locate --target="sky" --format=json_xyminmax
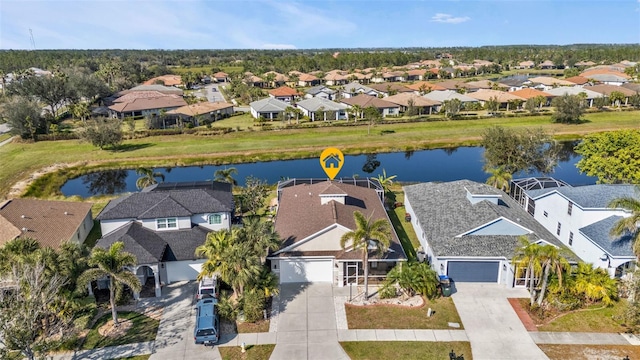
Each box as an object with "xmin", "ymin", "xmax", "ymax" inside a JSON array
[{"xmin": 1, "ymin": 0, "xmax": 639, "ymax": 50}]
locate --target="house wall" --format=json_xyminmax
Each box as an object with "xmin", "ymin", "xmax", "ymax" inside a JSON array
[
  {"xmin": 70, "ymin": 211, "xmax": 94, "ymax": 244},
  {"xmin": 382, "ymin": 107, "xmax": 400, "ymax": 117},
  {"xmin": 191, "ymin": 212, "xmax": 231, "ymax": 231},
  {"xmin": 140, "ymin": 216, "xmax": 191, "ymax": 231},
  {"xmin": 294, "ymin": 226, "xmax": 348, "ymax": 252},
  {"xmin": 101, "ymin": 218, "xmax": 135, "ymax": 236}
]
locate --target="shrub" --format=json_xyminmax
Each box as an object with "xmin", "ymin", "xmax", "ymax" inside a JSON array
[
  {"xmin": 241, "ymin": 290, "xmax": 266, "ymax": 323},
  {"xmin": 379, "ymin": 284, "xmax": 398, "ymax": 299}
]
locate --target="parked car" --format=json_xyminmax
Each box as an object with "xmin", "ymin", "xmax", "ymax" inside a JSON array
[
  {"xmin": 194, "ymin": 297, "xmax": 219, "ymax": 345},
  {"xmin": 196, "ymin": 276, "xmax": 218, "ymax": 300}
]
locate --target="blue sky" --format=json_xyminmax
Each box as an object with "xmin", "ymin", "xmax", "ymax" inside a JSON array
[{"xmin": 1, "ymin": 0, "xmax": 639, "ymax": 50}]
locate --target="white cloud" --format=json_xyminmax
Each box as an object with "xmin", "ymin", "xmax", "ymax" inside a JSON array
[
  {"xmin": 261, "ymin": 43, "xmax": 297, "ymax": 49},
  {"xmin": 431, "ymin": 13, "xmax": 470, "ymax": 24}
]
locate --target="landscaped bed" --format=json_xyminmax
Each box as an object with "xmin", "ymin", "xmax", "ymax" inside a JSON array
[
  {"xmin": 236, "ymin": 319, "xmax": 270, "ymax": 333},
  {"xmin": 81, "ymin": 311, "xmax": 159, "ymax": 350},
  {"xmin": 218, "ymin": 344, "xmax": 275, "ymax": 360},
  {"xmin": 340, "ymin": 341, "xmax": 472, "ymax": 360},
  {"xmin": 345, "ymin": 296, "xmax": 463, "ymax": 329},
  {"xmin": 538, "ymin": 344, "xmax": 640, "ymax": 360},
  {"xmin": 517, "ymin": 298, "xmax": 627, "ymax": 332}
]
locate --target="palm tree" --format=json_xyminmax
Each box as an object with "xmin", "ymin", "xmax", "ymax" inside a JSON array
[
  {"xmin": 512, "ymin": 236, "xmax": 544, "ymax": 305},
  {"xmin": 486, "ymin": 166, "xmax": 513, "ymax": 192},
  {"xmin": 284, "ymin": 106, "xmax": 295, "ymax": 125},
  {"xmin": 340, "ymin": 211, "xmax": 392, "ymax": 299},
  {"xmin": 609, "ymin": 189, "xmax": 640, "ymax": 257},
  {"xmin": 0, "ymin": 237, "xmax": 41, "ymax": 275},
  {"xmin": 536, "ymin": 244, "xmax": 569, "ymax": 306},
  {"xmin": 373, "ymin": 168, "xmax": 397, "ymax": 194},
  {"xmin": 572, "ymin": 262, "xmax": 618, "ymax": 306},
  {"xmin": 77, "ymin": 242, "xmax": 141, "ymax": 326},
  {"xmin": 135, "ymin": 167, "xmax": 165, "ymax": 189},
  {"xmin": 214, "ymin": 167, "xmax": 238, "ymax": 186},
  {"xmin": 197, "ymin": 229, "xmax": 235, "ymax": 279},
  {"xmin": 240, "ymin": 216, "xmax": 281, "ymax": 264}
]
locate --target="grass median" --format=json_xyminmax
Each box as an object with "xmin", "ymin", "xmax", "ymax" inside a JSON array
[{"xmin": 2, "ymin": 110, "xmax": 640, "ymax": 198}]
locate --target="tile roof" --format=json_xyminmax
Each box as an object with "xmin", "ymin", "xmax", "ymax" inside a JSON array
[
  {"xmin": 340, "ymin": 94, "xmax": 399, "ymax": 109},
  {"xmin": 296, "ymin": 97, "xmax": 348, "ymax": 112},
  {"xmin": 268, "ymin": 86, "xmax": 300, "ymax": 97},
  {"xmin": 580, "ymin": 69, "xmax": 630, "ymax": 79},
  {"xmin": 263, "ymin": 71, "xmax": 289, "ymax": 82},
  {"xmin": 250, "ymin": 97, "xmax": 290, "ymax": 112},
  {"xmin": 565, "ymin": 76, "xmax": 590, "ymax": 85},
  {"xmin": 464, "ymin": 80, "xmax": 508, "ymax": 90},
  {"xmin": 585, "ymin": 74, "xmax": 631, "ymax": 83},
  {"xmin": 545, "ymin": 86, "xmax": 602, "ymax": 99},
  {"xmin": 109, "ymin": 92, "xmax": 187, "ymax": 113},
  {"xmin": 384, "ymin": 92, "xmax": 441, "ymax": 107},
  {"xmin": 622, "ymin": 83, "xmax": 640, "ymax": 93},
  {"xmin": 404, "ymin": 180, "xmax": 565, "ymax": 258},
  {"xmin": 405, "ymin": 81, "xmax": 446, "ymax": 92},
  {"xmin": 368, "ymin": 83, "xmax": 414, "ymax": 94},
  {"xmin": 213, "ymin": 72, "xmax": 228, "ymax": 78},
  {"xmin": 166, "ymin": 102, "xmax": 233, "ymax": 117},
  {"xmin": 467, "ymin": 89, "xmax": 525, "ymax": 103},
  {"xmin": 0, "ymin": 199, "xmax": 92, "ymax": 249},
  {"xmin": 324, "ymin": 73, "xmax": 348, "ymax": 81},
  {"xmin": 118, "ymin": 85, "xmax": 184, "ymax": 96},
  {"xmin": 274, "ymin": 181, "xmax": 406, "ymax": 260},
  {"xmin": 434, "ymin": 80, "xmax": 472, "ymax": 91},
  {"xmin": 526, "ymin": 184, "xmax": 638, "ymax": 209},
  {"xmin": 423, "ymin": 90, "xmax": 478, "ymax": 103},
  {"xmin": 583, "ymin": 84, "xmax": 636, "ymax": 97},
  {"xmin": 0, "ymin": 214, "xmax": 21, "ymax": 244},
  {"xmin": 97, "ymin": 185, "xmax": 234, "ymax": 221},
  {"xmin": 297, "ymin": 73, "xmax": 319, "ymax": 82},
  {"xmin": 510, "ymin": 88, "xmax": 553, "ymax": 99},
  {"xmin": 528, "ymin": 76, "xmax": 575, "ymax": 86},
  {"xmin": 143, "ymin": 75, "xmax": 182, "ymax": 86},
  {"xmin": 580, "ymin": 216, "xmax": 634, "ymax": 257}
]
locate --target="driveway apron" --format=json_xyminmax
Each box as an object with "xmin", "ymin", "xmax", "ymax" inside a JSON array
[
  {"xmin": 452, "ymin": 283, "xmax": 548, "ymax": 360},
  {"xmin": 270, "ymin": 283, "xmax": 350, "ymax": 360}
]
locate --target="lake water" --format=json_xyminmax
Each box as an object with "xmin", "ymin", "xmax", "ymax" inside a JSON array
[{"xmin": 61, "ymin": 143, "xmax": 597, "ymax": 198}]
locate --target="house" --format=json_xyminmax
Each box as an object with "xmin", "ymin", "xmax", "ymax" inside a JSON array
[
  {"xmin": 268, "ymin": 86, "xmax": 301, "ymax": 103},
  {"xmin": 243, "ymin": 73, "xmax": 265, "ymax": 87},
  {"xmin": 0, "ymin": 199, "xmax": 93, "ymax": 249},
  {"xmin": 404, "ymin": 180, "xmax": 568, "ymax": 286},
  {"xmin": 406, "ymin": 81, "xmax": 446, "ymax": 94},
  {"xmin": 340, "ymin": 94, "xmax": 400, "ymax": 118},
  {"xmin": 293, "ymin": 72, "xmax": 321, "ymax": 87},
  {"xmin": 436, "ymin": 80, "xmax": 473, "ymax": 92},
  {"xmin": 406, "ymin": 69, "xmax": 426, "ymax": 81},
  {"xmin": 467, "ymin": 89, "xmax": 526, "ymax": 109},
  {"xmin": 324, "ymin": 72, "xmax": 349, "ymax": 86},
  {"xmin": 143, "ymin": 75, "xmax": 183, "ymax": 87},
  {"xmin": 544, "ymin": 87, "xmax": 602, "ymax": 107},
  {"xmin": 263, "ymin": 71, "xmax": 289, "ymax": 87},
  {"xmin": 295, "ymin": 97, "xmax": 349, "ymax": 121},
  {"xmin": 108, "ymin": 91, "xmax": 187, "ymax": 119},
  {"xmin": 115, "ymin": 84, "xmax": 184, "ymax": 97},
  {"xmin": 510, "ymin": 178, "xmax": 637, "ymax": 277},
  {"xmin": 564, "ymin": 76, "xmax": 590, "ymax": 87},
  {"xmin": 384, "ymin": 93, "xmax": 441, "ymax": 115},
  {"xmin": 539, "ymin": 60, "xmax": 556, "ymax": 69},
  {"xmin": 250, "ymin": 97, "xmax": 289, "ymax": 119},
  {"xmin": 422, "ymin": 90, "xmax": 479, "ymax": 111},
  {"xmin": 95, "ymin": 181, "xmax": 234, "ymax": 297},
  {"xmin": 583, "ymin": 85, "xmax": 636, "ymax": 106},
  {"xmin": 341, "ymin": 82, "xmax": 378, "ymax": 98},
  {"xmin": 622, "ymin": 83, "xmax": 640, "ymax": 93},
  {"xmin": 575, "ymin": 61, "xmax": 596, "ymax": 67},
  {"xmin": 516, "ymin": 61, "xmax": 535, "ymax": 69},
  {"xmin": 510, "ymin": 88, "xmax": 554, "ymax": 106},
  {"xmin": 497, "ymin": 76, "xmax": 530, "ymax": 92},
  {"xmin": 212, "ymin": 72, "xmax": 229, "ymax": 83},
  {"xmin": 464, "ymin": 80, "xmax": 509, "ymax": 92},
  {"xmin": 166, "ymin": 102, "xmax": 234, "ymax": 125},
  {"xmin": 580, "ymin": 69, "xmax": 630, "ymax": 86},
  {"xmin": 368, "ymin": 83, "xmax": 414, "ymax": 97},
  {"xmin": 305, "ymin": 85, "xmax": 337, "ymax": 100},
  {"xmin": 268, "ymin": 179, "xmax": 407, "ymax": 285},
  {"xmin": 527, "ymin": 76, "xmax": 575, "ymax": 91}
]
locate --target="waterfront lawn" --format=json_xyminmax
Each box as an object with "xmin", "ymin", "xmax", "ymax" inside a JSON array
[
  {"xmin": 345, "ymin": 296, "xmax": 462, "ymax": 329},
  {"xmin": 3, "ymin": 110, "xmax": 640, "ymax": 198},
  {"xmin": 341, "ymin": 341, "xmax": 472, "ymax": 360},
  {"xmin": 538, "ymin": 344, "xmax": 640, "ymax": 360},
  {"xmin": 218, "ymin": 344, "xmax": 275, "ymax": 360}
]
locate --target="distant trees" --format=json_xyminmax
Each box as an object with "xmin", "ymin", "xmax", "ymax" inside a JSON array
[
  {"xmin": 79, "ymin": 118, "xmax": 123, "ymax": 150},
  {"xmin": 442, "ymin": 98, "xmax": 462, "ymax": 119},
  {"xmin": 551, "ymin": 94, "xmax": 584, "ymax": 123},
  {"xmin": 3, "ymin": 96, "xmax": 44, "ymax": 140},
  {"xmin": 575, "ymin": 129, "xmax": 640, "ymax": 184},
  {"xmin": 238, "ymin": 176, "xmax": 270, "ymax": 216},
  {"xmin": 7, "ymin": 75, "xmax": 75, "ymax": 119}
]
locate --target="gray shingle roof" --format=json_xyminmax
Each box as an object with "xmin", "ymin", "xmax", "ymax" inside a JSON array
[
  {"xmin": 96, "ymin": 221, "xmax": 210, "ymax": 264},
  {"xmin": 404, "ymin": 180, "xmax": 567, "ymax": 258},
  {"xmin": 249, "ymin": 97, "xmax": 289, "ymax": 112},
  {"xmin": 580, "ymin": 216, "xmax": 634, "ymax": 257},
  {"xmin": 527, "ymin": 184, "xmax": 637, "ymax": 209},
  {"xmin": 306, "ymin": 86, "xmax": 336, "ymax": 96},
  {"xmin": 97, "ymin": 185, "xmax": 234, "ymax": 221}
]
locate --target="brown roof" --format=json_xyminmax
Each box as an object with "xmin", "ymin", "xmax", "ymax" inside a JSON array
[
  {"xmin": 0, "ymin": 214, "xmax": 21, "ymax": 244},
  {"xmin": 622, "ymin": 83, "xmax": 640, "ymax": 93},
  {"xmin": 384, "ymin": 93, "xmax": 441, "ymax": 107},
  {"xmin": 464, "ymin": 80, "xmax": 508, "ymax": 90},
  {"xmin": 109, "ymin": 93, "xmax": 187, "ymax": 113},
  {"xmin": 274, "ymin": 181, "xmax": 405, "ymax": 260},
  {"xmin": 297, "ymin": 73, "xmax": 319, "ymax": 82},
  {"xmin": 406, "ymin": 81, "xmax": 446, "ymax": 92},
  {"xmin": 166, "ymin": 102, "xmax": 233, "ymax": 117},
  {"xmin": 407, "ymin": 69, "xmax": 426, "ymax": 76},
  {"xmin": 368, "ymin": 83, "xmax": 414, "ymax": 93},
  {"xmin": 340, "ymin": 94, "xmax": 399, "ymax": 109},
  {"xmin": 565, "ymin": 76, "xmax": 590, "ymax": 85},
  {"xmin": 510, "ymin": 88, "xmax": 554, "ymax": 99},
  {"xmin": 583, "ymin": 84, "xmax": 636, "ymax": 97},
  {"xmin": 528, "ymin": 76, "xmax": 575, "ymax": 86},
  {"xmin": 436, "ymin": 80, "xmax": 472, "ymax": 90},
  {"xmin": 263, "ymin": 71, "xmax": 289, "ymax": 82},
  {"xmin": 143, "ymin": 75, "xmax": 182, "ymax": 86},
  {"xmin": 324, "ymin": 73, "xmax": 348, "ymax": 81},
  {"xmin": 467, "ymin": 89, "xmax": 525, "ymax": 103},
  {"xmin": 0, "ymin": 199, "xmax": 92, "ymax": 249},
  {"xmin": 268, "ymin": 86, "xmax": 301, "ymax": 97},
  {"xmin": 580, "ymin": 69, "xmax": 630, "ymax": 79},
  {"xmin": 213, "ymin": 72, "xmax": 228, "ymax": 78}
]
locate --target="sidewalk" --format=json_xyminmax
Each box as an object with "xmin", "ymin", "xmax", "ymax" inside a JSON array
[
  {"xmin": 531, "ymin": 332, "xmax": 636, "ymax": 345},
  {"xmin": 50, "ymin": 341, "xmax": 154, "ymax": 360}
]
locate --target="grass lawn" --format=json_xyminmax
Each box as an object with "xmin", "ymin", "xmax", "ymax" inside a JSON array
[
  {"xmin": 522, "ymin": 298, "xmax": 628, "ymax": 332},
  {"xmin": 3, "ymin": 110, "xmax": 640, "ymax": 198},
  {"xmin": 237, "ymin": 319, "xmax": 270, "ymax": 333},
  {"xmin": 341, "ymin": 341, "xmax": 472, "ymax": 360},
  {"xmin": 538, "ymin": 344, "xmax": 640, "ymax": 360},
  {"xmin": 0, "ymin": 133, "xmax": 12, "ymax": 142},
  {"xmin": 81, "ymin": 311, "xmax": 159, "ymax": 350},
  {"xmin": 389, "ymin": 187, "xmax": 420, "ymax": 259},
  {"xmin": 210, "ymin": 113, "xmax": 257, "ymax": 130},
  {"xmin": 218, "ymin": 344, "xmax": 275, "ymax": 360},
  {"xmin": 345, "ymin": 296, "xmax": 462, "ymax": 329}
]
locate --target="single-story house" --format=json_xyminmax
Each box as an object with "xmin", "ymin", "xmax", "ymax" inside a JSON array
[
  {"xmin": 464, "ymin": 80, "xmax": 509, "ymax": 92},
  {"xmin": 293, "ymin": 72, "xmax": 321, "ymax": 87},
  {"xmin": 544, "ymin": 87, "xmax": 602, "ymax": 107},
  {"xmin": 166, "ymin": 102, "xmax": 234, "ymax": 125},
  {"xmin": 95, "ymin": 181, "xmax": 234, "ymax": 297},
  {"xmin": 406, "ymin": 81, "xmax": 446, "ymax": 94},
  {"xmin": 305, "ymin": 85, "xmax": 337, "ymax": 100},
  {"xmin": 583, "ymin": 84, "xmax": 636, "ymax": 106},
  {"xmin": 404, "ymin": 180, "xmax": 570, "ymax": 286},
  {"xmin": 510, "ymin": 88, "xmax": 554, "ymax": 106},
  {"xmin": 340, "ymin": 94, "xmax": 400, "ymax": 117},
  {"xmin": 422, "ymin": 90, "xmax": 479, "ymax": 110},
  {"xmin": 268, "ymin": 179, "xmax": 407, "ymax": 285},
  {"xmin": 368, "ymin": 83, "xmax": 414, "ymax": 97},
  {"xmin": 324, "ymin": 72, "xmax": 349, "ymax": 86},
  {"xmin": 539, "ymin": 60, "xmax": 556, "ymax": 69},
  {"xmin": 497, "ymin": 76, "xmax": 530, "ymax": 92},
  {"xmin": 213, "ymin": 72, "xmax": 229, "ymax": 83},
  {"xmin": 467, "ymin": 89, "xmax": 526, "ymax": 110},
  {"xmin": 263, "ymin": 71, "xmax": 289, "ymax": 87},
  {"xmin": 108, "ymin": 91, "xmax": 187, "ymax": 118},
  {"xmin": 268, "ymin": 86, "xmax": 301, "ymax": 103},
  {"xmin": 527, "ymin": 76, "xmax": 575, "ymax": 91},
  {"xmin": 406, "ymin": 69, "xmax": 426, "ymax": 81},
  {"xmin": 564, "ymin": 76, "xmax": 591, "ymax": 86},
  {"xmin": 296, "ymin": 97, "xmax": 349, "ymax": 121},
  {"xmin": 243, "ymin": 73, "xmax": 265, "ymax": 87},
  {"xmin": 115, "ymin": 84, "xmax": 184, "ymax": 97},
  {"xmin": 384, "ymin": 92, "xmax": 441, "ymax": 115},
  {"xmin": 516, "ymin": 61, "xmax": 535, "ymax": 69},
  {"xmin": 341, "ymin": 82, "xmax": 378, "ymax": 98},
  {"xmin": 250, "ymin": 97, "xmax": 290, "ymax": 119},
  {"xmin": 580, "ymin": 70, "xmax": 630, "ymax": 86},
  {"xmin": 143, "ymin": 75, "xmax": 183, "ymax": 87}
]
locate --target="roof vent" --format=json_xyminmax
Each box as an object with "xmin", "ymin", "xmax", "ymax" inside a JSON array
[
  {"xmin": 64, "ymin": 211, "xmax": 69, "ymax": 215},
  {"xmin": 21, "ymin": 215, "xmax": 25, "ymax": 219},
  {"xmin": 21, "ymin": 227, "xmax": 27, "ymax": 232}
]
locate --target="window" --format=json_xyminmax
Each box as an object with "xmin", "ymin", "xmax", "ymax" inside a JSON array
[
  {"xmin": 567, "ymin": 202, "xmax": 573, "ymax": 216},
  {"xmin": 556, "ymin": 222, "xmax": 561, "ymax": 236},
  {"xmin": 208, "ymin": 214, "xmax": 222, "ymax": 225},
  {"xmin": 157, "ymin": 218, "xmax": 177, "ymax": 230},
  {"xmin": 568, "ymin": 232, "xmax": 574, "ymax": 246},
  {"xmin": 543, "ymin": 211, "xmax": 548, "ymax": 217}
]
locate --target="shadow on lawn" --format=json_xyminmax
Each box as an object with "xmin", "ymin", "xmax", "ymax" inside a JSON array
[{"xmin": 114, "ymin": 143, "xmax": 154, "ymax": 152}]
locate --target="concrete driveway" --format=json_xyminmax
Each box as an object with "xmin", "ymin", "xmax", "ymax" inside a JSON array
[
  {"xmin": 204, "ymin": 83, "xmax": 227, "ymax": 103},
  {"xmin": 452, "ymin": 283, "xmax": 548, "ymax": 360},
  {"xmin": 270, "ymin": 283, "xmax": 349, "ymax": 360}
]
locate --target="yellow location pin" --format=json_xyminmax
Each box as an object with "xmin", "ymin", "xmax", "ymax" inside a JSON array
[{"xmin": 320, "ymin": 147, "xmax": 344, "ymax": 180}]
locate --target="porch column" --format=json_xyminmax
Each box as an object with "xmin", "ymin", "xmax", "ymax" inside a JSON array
[
  {"xmin": 132, "ymin": 266, "xmax": 140, "ymax": 300},
  {"xmin": 154, "ymin": 267, "xmax": 161, "ymax": 297},
  {"xmin": 87, "ymin": 283, "xmax": 94, "ymax": 296}
]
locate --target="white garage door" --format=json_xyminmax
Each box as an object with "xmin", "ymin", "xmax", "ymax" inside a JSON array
[
  {"xmin": 166, "ymin": 260, "xmax": 205, "ymax": 283},
  {"xmin": 279, "ymin": 259, "xmax": 333, "ymax": 283}
]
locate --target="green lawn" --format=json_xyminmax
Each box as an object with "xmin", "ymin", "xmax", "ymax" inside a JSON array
[
  {"xmin": 81, "ymin": 312, "xmax": 159, "ymax": 350},
  {"xmin": 341, "ymin": 341, "xmax": 472, "ymax": 360},
  {"xmin": 345, "ymin": 296, "xmax": 463, "ymax": 329},
  {"xmin": 0, "ymin": 133, "xmax": 12, "ymax": 142},
  {"xmin": 3, "ymin": 110, "xmax": 640, "ymax": 198},
  {"xmin": 389, "ymin": 187, "xmax": 420, "ymax": 259},
  {"xmin": 218, "ymin": 344, "xmax": 275, "ymax": 360},
  {"xmin": 536, "ymin": 300, "xmax": 628, "ymax": 333},
  {"xmin": 210, "ymin": 113, "xmax": 256, "ymax": 130}
]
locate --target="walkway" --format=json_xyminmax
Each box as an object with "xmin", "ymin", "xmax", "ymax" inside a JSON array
[{"xmin": 452, "ymin": 282, "xmax": 549, "ymax": 360}]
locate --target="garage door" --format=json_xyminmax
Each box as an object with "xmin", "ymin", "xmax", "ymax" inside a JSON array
[
  {"xmin": 447, "ymin": 261, "xmax": 499, "ymax": 282},
  {"xmin": 166, "ymin": 260, "xmax": 205, "ymax": 283},
  {"xmin": 279, "ymin": 259, "xmax": 333, "ymax": 283}
]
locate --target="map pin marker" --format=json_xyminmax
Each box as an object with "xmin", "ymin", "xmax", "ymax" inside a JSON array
[{"xmin": 320, "ymin": 147, "xmax": 344, "ymax": 180}]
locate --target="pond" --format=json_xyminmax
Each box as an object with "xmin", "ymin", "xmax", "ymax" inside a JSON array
[{"xmin": 61, "ymin": 142, "xmax": 597, "ymax": 198}]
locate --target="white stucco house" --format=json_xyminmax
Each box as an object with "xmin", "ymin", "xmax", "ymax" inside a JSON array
[
  {"xmin": 95, "ymin": 181, "xmax": 234, "ymax": 297},
  {"xmin": 268, "ymin": 179, "xmax": 407, "ymax": 286},
  {"xmin": 510, "ymin": 178, "xmax": 637, "ymax": 277},
  {"xmin": 404, "ymin": 180, "xmax": 570, "ymax": 287},
  {"xmin": 295, "ymin": 97, "xmax": 349, "ymax": 121},
  {"xmin": 249, "ymin": 97, "xmax": 289, "ymax": 120}
]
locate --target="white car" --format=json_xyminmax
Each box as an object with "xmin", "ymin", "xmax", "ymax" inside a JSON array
[{"xmin": 196, "ymin": 276, "xmax": 218, "ymax": 300}]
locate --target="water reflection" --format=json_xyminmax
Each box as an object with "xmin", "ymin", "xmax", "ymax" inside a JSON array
[
  {"xmin": 362, "ymin": 154, "xmax": 381, "ymax": 173},
  {"xmin": 82, "ymin": 169, "xmax": 127, "ymax": 195}
]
